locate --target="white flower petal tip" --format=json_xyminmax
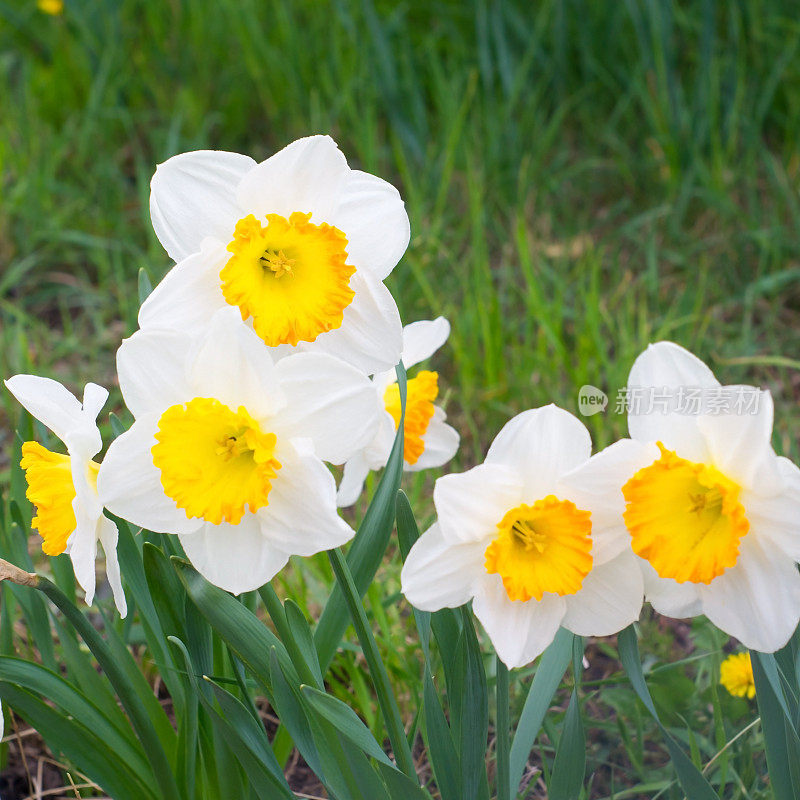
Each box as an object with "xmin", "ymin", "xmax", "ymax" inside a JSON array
[
  {"xmin": 622, "ymin": 340, "xmax": 800, "ymax": 649},
  {"xmin": 145, "ymin": 136, "xmax": 407, "ymax": 372},
  {"xmin": 401, "ymin": 317, "xmax": 450, "ymax": 368},
  {"xmin": 101, "ymin": 318, "xmax": 361, "ymax": 592},
  {"xmin": 7, "ymin": 374, "xmax": 124, "ymax": 616}
]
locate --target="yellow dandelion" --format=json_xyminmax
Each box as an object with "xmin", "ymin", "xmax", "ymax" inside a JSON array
[{"xmin": 720, "ymin": 652, "xmax": 755, "ymax": 699}]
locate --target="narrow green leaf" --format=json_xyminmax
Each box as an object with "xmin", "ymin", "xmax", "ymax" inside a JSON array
[
  {"xmin": 618, "ymin": 626, "xmax": 719, "ymax": 799},
  {"xmin": 375, "ymin": 760, "xmax": 434, "ymax": 799},
  {"xmin": 752, "ymin": 650, "xmax": 800, "ymax": 800},
  {"xmin": 458, "ymin": 608, "xmax": 489, "ymax": 800},
  {"xmin": 315, "ymin": 363, "xmax": 407, "ymax": 670},
  {"xmin": 548, "ymin": 689, "xmax": 585, "ymax": 800},
  {"xmin": 301, "ymin": 684, "xmax": 393, "ymax": 766},
  {"xmin": 0, "ymin": 683, "xmax": 157, "ymax": 800},
  {"xmin": 35, "ymin": 578, "xmax": 180, "ymax": 799},
  {"xmin": 0, "ymin": 657, "xmax": 154, "ymax": 790},
  {"xmin": 423, "ymin": 670, "xmax": 462, "ymax": 800},
  {"xmin": 495, "ymin": 656, "xmax": 511, "ymax": 800},
  {"xmin": 206, "ymin": 679, "xmax": 295, "ymax": 798},
  {"xmin": 172, "ymin": 556, "xmax": 292, "ymax": 694},
  {"xmin": 327, "ymin": 545, "xmax": 417, "ymax": 779},
  {"xmin": 509, "ymin": 628, "xmax": 573, "ymax": 793},
  {"xmin": 284, "ymin": 598, "xmax": 325, "ymax": 689}
]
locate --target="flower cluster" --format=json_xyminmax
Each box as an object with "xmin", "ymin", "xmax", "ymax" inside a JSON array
[{"xmin": 6, "ymin": 135, "xmax": 800, "ymax": 676}]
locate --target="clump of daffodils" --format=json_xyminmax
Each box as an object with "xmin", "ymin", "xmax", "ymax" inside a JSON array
[{"xmin": 5, "ymin": 134, "xmax": 800, "ymax": 699}]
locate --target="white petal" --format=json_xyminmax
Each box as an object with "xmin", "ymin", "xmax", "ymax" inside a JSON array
[
  {"xmin": 401, "ymin": 317, "xmax": 450, "ymax": 369},
  {"xmin": 97, "ymin": 415, "xmax": 203, "ymax": 536},
  {"xmin": 257, "ymin": 439, "xmax": 354, "ymax": 557},
  {"xmin": 746, "ymin": 456, "xmax": 800, "ymax": 561},
  {"xmin": 236, "ymin": 135, "xmax": 350, "ymax": 222},
  {"xmin": 336, "ymin": 453, "xmax": 371, "ymax": 507},
  {"xmin": 433, "ymin": 463, "xmax": 522, "ymax": 544},
  {"xmin": 307, "ymin": 270, "xmax": 403, "ymax": 374},
  {"xmin": 407, "ymin": 408, "xmax": 459, "ymax": 472},
  {"xmin": 272, "ymin": 353, "xmax": 381, "ymax": 464},
  {"xmin": 696, "ymin": 389, "xmax": 780, "ymax": 489},
  {"xmin": 640, "ymin": 558, "xmax": 703, "ymax": 618},
  {"xmin": 67, "ymin": 511, "xmax": 99, "ymax": 607},
  {"xmin": 627, "ymin": 342, "xmax": 718, "ymax": 460},
  {"xmin": 562, "ymin": 550, "xmax": 643, "ymax": 636},
  {"xmin": 559, "ymin": 438, "xmax": 659, "ymax": 565},
  {"xmin": 98, "ymin": 516, "xmax": 127, "ymax": 617},
  {"xmin": 150, "ymin": 150, "xmax": 255, "ymax": 262},
  {"xmin": 401, "ymin": 523, "xmax": 487, "ymax": 610},
  {"xmin": 5, "ymin": 375, "xmax": 85, "ymax": 444},
  {"xmin": 188, "ymin": 308, "xmax": 286, "ymax": 420},
  {"xmin": 700, "ymin": 537, "xmax": 800, "ymax": 652},
  {"xmin": 138, "ymin": 239, "xmax": 227, "ymax": 334},
  {"xmin": 72, "ymin": 453, "xmax": 102, "ymax": 520},
  {"xmin": 485, "ymin": 406, "xmax": 592, "ymax": 497},
  {"xmin": 81, "ymin": 383, "xmax": 109, "ymax": 423},
  {"xmin": 473, "ymin": 575, "xmax": 566, "ymax": 669},
  {"xmin": 329, "ymin": 169, "xmax": 410, "ymax": 281},
  {"xmin": 179, "ymin": 515, "xmax": 290, "ymax": 595},
  {"xmin": 117, "ymin": 328, "xmax": 195, "ymax": 419}
]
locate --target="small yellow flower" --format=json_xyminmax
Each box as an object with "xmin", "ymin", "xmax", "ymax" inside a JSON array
[
  {"xmin": 37, "ymin": 0, "xmax": 64, "ymax": 15},
  {"xmin": 720, "ymin": 652, "xmax": 755, "ymax": 699}
]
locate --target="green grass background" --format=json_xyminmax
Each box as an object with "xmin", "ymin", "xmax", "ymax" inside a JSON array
[{"xmin": 1, "ymin": 0, "xmax": 799, "ymax": 796}]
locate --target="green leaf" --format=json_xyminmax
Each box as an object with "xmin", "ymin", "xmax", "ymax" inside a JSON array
[
  {"xmin": 206, "ymin": 679, "xmax": 296, "ymax": 798},
  {"xmin": 327, "ymin": 545, "xmax": 417, "ymax": 779},
  {"xmin": 35, "ymin": 578, "xmax": 180, "ymax": 799},
  {"xmin": 301, "ymin": 684, "xmax": 393, "ymax": 766},
  {"xmin": 172, "ymin": 556, "xmax": 292, "ymax": 694},
  {"xmin": 752, "ymin": 650, "xmax": 800, "ymax": 800},
  {"xmin": 423, "ymin": 669, "xmax": 462, "ymax": 800},
  {"xmin": 0, "ymin": 683, "xmax": 157, "ymax": 800},
  {"xmin": 618, "ymin": 626, "xmax": 719, "ymax": 799},
  {"xmin": 0, "ymin": 657, "xmax": 155, "ymax": 792},
  {"xmin": 284, "ymin": 597, "xmax": 325, "ymax": 689},
  {"xmin": 374, "ymin": 760, "xmax": 434, "ymax": 799},
  {"xmin": 509, "ymin": 628, "xmax": 573, "ymax": 793},
  {"xmin": 314, "ymin": 363, "xmax": 407, "ymax": 670},
  {"xmin": 456, "ymin": 608, "xmax": 489, "ymax": 800},
  {"xmin": 548, "ymin": 689, "xmax": 585, "ymax": 800}
]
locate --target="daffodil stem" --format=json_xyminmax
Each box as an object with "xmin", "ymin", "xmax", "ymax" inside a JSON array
[
  {"xmin": 496, "ymin": 655, "xmax": 511, "ymax": 800},
  {"xmin": 327, "ymin": 546, "xmax": 417, "ymax": 781}
]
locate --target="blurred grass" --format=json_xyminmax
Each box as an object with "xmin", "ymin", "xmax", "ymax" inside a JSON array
[
  {"xmin": 1, "ymin": 2, "xmax": 799, "ymax": 796},
  {"xmin": 2, "ymin": 0, "xmax": 800, "ymax": 469}
]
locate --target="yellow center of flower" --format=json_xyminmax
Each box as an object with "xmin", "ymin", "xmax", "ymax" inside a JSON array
[
  {"xmin": 20, "ymin": 442, "xmax": 99, "ymax": 556},
  {"xmin": 220, "ymin": 212, "xmax": 356, "ymax": 347},
  {"xmin": 719, "ymin": 652, "xmax": 755, "ymax": 699},
  {"xmin": 484, "ymin": 496, "xmax": 593, "ymax": 602},
  {"xmin": 622, "ymin": 443, "xmax": 749, "ymax": 585},
  {"xmin": 383, "ymin": 371, "xmax": 439, "ymax": 465},
  {"xmin": 152, "ymin": 397, "xmax": 282, "ymax": 526}
]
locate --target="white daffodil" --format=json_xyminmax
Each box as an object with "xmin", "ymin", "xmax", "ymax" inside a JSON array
[
  {"xmin": 139, "ymin": 135, "xmax": 408, "ymax": 375},
  {"xmin": 4, "ymin": 375, "xmax": 126, "ymax": 616},
  {"xmin": 588, "ymin": 341, "xmax": 800, "ymax": 653},
  {"xmin": 337, "ymin": 317, "xmax": 460, "ymax": 506},
  {"xmin": 401, "ymin": 405, "xmax": 643, "ymax": 669},
  {"xmin": 98, "ymin": 308, "xmax": 380, "ymax": 594}
]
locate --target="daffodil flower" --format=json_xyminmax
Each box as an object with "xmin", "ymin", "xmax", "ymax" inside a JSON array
[
  {"xmin": 592, "ymin": 341, "xmax": 800, "ymax": 652},
  {"xmin": 98, "ymin": 308, "xmax": 380, "ymax": 594},
  {"xmin": 139, "ymin": 135, "xmax": 408, "ymax": 375},
  {"xmin": 401, "ymin": 405, "xmax": 643, "ymax": 669},
  {"xmin": 337, "ymin": 317, "xmax": 460, "ymax": 506},
  {"xmin": 4, "ymin": 375, "xmax": 126, "ymax": 616}
]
